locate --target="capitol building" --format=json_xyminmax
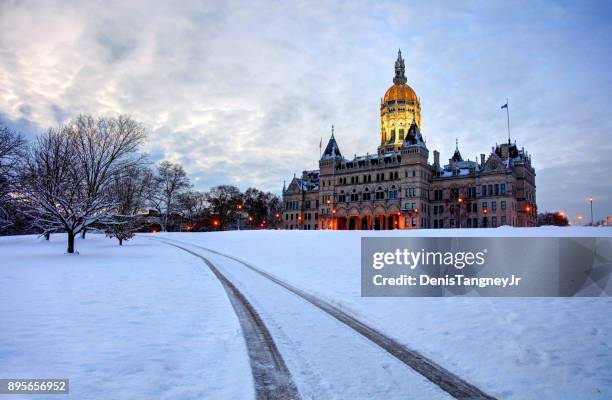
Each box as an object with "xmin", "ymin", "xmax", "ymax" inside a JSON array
[{"xmin": 282, "ymin": 51, "xmax": 537, "ymax": 230}]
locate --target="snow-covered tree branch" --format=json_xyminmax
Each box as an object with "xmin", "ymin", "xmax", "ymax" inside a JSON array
[{"xmin": 21, "ymin": 116, "xmax": 147, "ymax": 253}]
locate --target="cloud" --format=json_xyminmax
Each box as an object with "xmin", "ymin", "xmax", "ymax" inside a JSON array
[{"xmin": 1, "ymin": 0, "xmax": 611, "ymax": 221}]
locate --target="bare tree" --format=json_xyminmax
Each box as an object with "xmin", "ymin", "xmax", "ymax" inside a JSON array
[
  {"xmin": 21, "ymin": 127, "xmax": 83, "ymax": 252},
  {"xmin": 177, "ymin": 190, "xmax": 208, "ymax": 229},
  {"xmin": 151, "ymin": 161, "xmax": 191, "ymax": 231},
  {"xmin": 21, "ymin": 115, "xmax": 147, "ymax": 253},
  {"xmin": 205, "ymin": 185, "xmax": 242, "ymax": 230},
  {"xmin": 69, "ymin": 115, "xmax": 146, "ymax": 238},
  {"xmin": 0, "ymin": 124, "xmax": 26, "ymax": 230},
  {"xmin": 105, "ymin": 165, "xmax": 153, "ymax": 245}
]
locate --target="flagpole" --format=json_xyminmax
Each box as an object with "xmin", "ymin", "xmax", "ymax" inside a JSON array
[{"xmin": 506, "ymin": 97, "xmax": 511, "ymax": 143}]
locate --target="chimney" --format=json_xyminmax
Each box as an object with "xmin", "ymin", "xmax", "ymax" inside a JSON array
[
  {"xmin": 480, "ymin": 153, "xmax": 486, "ymax": 166},
  {"xmin": 433, "ymin": 150, "xmax": 440, "ymax": 167}
]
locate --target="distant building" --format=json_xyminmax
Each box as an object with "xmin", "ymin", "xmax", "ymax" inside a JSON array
[{"xmin": 282, "ymin": 51, "xmax": 537, "ymax": 230}]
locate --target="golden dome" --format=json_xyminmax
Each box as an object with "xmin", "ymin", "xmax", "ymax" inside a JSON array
[{"xmin": 383, "ymin": 83, "xmax": 418, "ymax": 103}]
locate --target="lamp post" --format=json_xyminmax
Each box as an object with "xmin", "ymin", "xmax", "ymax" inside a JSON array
[
  {"xmin": 589, "ymin": 196, "xmax": 594, "ymax": 226},
  {"xmin": 457, "ymin": 197, "xmax": 463, "ymax": 229},
  {"xmin": 331, "ymin": 208, "xmax": 336, "ymax": 230},
  {"xmin": 237, "ymin": 203, "xmax": 243, "ymax": 231}
]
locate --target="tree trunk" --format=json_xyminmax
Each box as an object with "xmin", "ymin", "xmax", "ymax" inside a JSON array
[
  {"xmin": 119, "ymin": 238, "xmax": 123, "ymax": 246},
  {"xmin": 81, "ymin": 228, "xmax": 86, "ymax": 239},
  {"xmin": 67, "ymin": 231, "xmax": 75, "ymax": 254},
  {"xmin": 44, "ymin": 232, "xmax": 50, "ymax": 241}
]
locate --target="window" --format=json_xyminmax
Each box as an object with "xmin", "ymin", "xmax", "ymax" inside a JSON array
[
  {"xmin": 338, "ymin": 191, "xmax": 346, "ymax": 202},
  {"xmin": 405, "ymin": 202, "xmax": 416, "ymax": 210},
  {"xmin": 501, "ymin": 216, "xmax": 507, "ymax": 225},
  {"xmin": 492, "ymin": 201, "xmax": 497, "ymax": 211},
  {"xmin": 482, "ymin": 201, "xmax": 488, "ymax": 209},
  {"xmin": 375, "ymin": 190, "xmax": 384, "ymax": 200},
  {"xmin": 501, "ymin": 183, "xmax": 506, "ymax": 194},
  {"xmin": 492, "ymin": 216, "xmax": 497, "ymax": 227},
  {"xmin": 473, "ymin": 218, "xmax": 478, "ymax": 228},
  {"xmin": 399, "ymin": 129, "xmax": 405, "ymax": 140},
  {"xmin": 363, "ymin": 192, "xmax": 371, "ymax": 201},
  {"xmin": 389, "ymin": 190, "xmax": 399, "ymax": 199},
  {"xmin": 433, "ymin": 189, "xmax": 443, "ymax": 201},
  {"xmin": 501, "ymin": 200, "xmax": 506, "ymax": 210},
  {"xmin": 481, "ymin": 185, "xmax": 487, "ymax": 197},
  {"xmin": 472, "ymin": 203, "xmax": 477, "ymax": 213},
  {"xmin": 494, "ymin": 184, "xmax": 499, "ymax": 196}
]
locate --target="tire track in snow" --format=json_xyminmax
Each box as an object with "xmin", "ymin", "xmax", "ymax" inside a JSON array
[
  {"xmin": 163, "ymin": 241, "xmax": 301, "ymax": 400},
  {"xmin": 160, "ymin": 237, "xmax": 497, "ymax": 400}
]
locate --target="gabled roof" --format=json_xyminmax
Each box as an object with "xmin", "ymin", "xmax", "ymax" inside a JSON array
[
  {"xmin": 402, "ymin": 119, "xmax": 427, "ymax": 149},
  {"xmin": 321, "ymin": 133, "xmax": 342, "ymax": 160}
]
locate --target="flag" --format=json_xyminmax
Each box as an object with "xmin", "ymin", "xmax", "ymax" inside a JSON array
[{"xmin": 501, "ymin": 103, "xmax": 508, "ymax": 109}]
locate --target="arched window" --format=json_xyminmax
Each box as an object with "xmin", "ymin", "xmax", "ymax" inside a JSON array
[{"xmin": 375, "ymin": 186, "xmax": 385, "ymax": 200}]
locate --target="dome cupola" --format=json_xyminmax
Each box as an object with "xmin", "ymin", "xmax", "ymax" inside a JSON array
[{"xmin": 379, "ymin": 50, "xmax": 422, "ymax": 152}]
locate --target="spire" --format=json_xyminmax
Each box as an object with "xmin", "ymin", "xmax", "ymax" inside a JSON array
[
  {"xmin": 393, "ymin": 49, "xmax": 407, "ymax": 85},
  {"xmin": 321, "ymin": 127, "xmax": 342, "ymax": 160},
  {"xmin": 452, "ymin": 138, "xmax": 463, "ymax": 162}
]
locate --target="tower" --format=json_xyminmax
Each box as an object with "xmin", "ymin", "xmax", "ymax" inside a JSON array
[{"xmin": 379, "ymin": 50, "xmax": 422, "ymax": 153}]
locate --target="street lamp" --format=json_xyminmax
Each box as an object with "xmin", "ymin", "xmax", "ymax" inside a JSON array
[
  {"xmin": 457, "ymin": 197, "xmax": 463, "ymax": 228},
  {"xmin": 237, "ymin": 203, "xmax": 243, "ymax": 231},
  {"xmin": 589, "ymin": 196, "xmax": 594, "ymax": 226},
  {"xmin": 331, "ymin": 208, "xmax": 337, "ymax": 230}
]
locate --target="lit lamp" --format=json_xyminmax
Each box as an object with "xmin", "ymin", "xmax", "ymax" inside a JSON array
[{"xmin": 589, "ymin": 196, "xmax": 594, "ymax": 226}]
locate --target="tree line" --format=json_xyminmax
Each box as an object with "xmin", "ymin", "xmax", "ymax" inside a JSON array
[{"xmin": 0, "ymin": 116, "xmax": 281, "ymax": 253}]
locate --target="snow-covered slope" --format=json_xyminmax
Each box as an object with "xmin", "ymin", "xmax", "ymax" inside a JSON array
[
  {"xmin": 1, "ymin": 227, "xmax": 611, "ymax": 399},
  {"xmin": 160, "ymin": 227, "xmax": 612, "ymax": 400}
]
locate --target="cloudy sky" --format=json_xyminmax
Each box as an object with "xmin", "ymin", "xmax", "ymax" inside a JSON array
[{"xmin": 1, "ymin": 0, "xmax": 611, "ymax": 223}]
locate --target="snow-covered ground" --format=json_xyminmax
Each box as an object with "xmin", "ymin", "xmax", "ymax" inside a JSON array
[
  {"xmin": 1, "ymin": 227, "xmax": 611, "ymax": 399},
  {"xmin": 0, "ymin": 234, "xmax": 253, "ymax": 400}
]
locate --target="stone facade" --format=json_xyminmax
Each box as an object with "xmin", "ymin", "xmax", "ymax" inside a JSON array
[{"xmin": 282, "ymin": 51, "xmax": 537, "ymax": 230}]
